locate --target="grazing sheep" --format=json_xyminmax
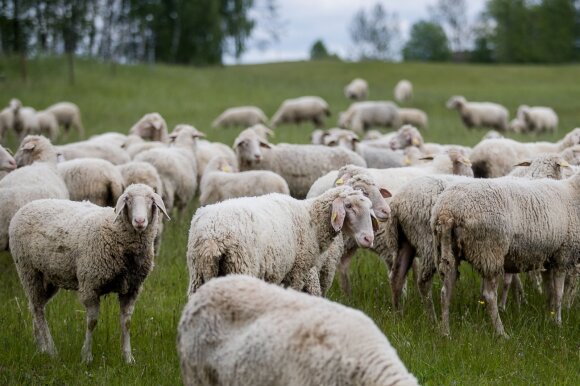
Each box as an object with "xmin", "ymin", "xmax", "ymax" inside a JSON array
[
  {"xmin": 178, "ymin": 275, "xmax": 418, "ymax": 386},
  {"xmin": 0, "ymin": 145, "xmax": 16, "ymax": 180},
  {"xmin": 339, "ymin": 101, "xmax": 400, "ymax": 133},
  {"xmin": 0, "ymin": 107, "xmax": 15, "ymax": 144},
  {"xmin": 517, "ymin": 105, "xmax": 558, "ymax": 133},
  {"xmin": 35, "ymin": 111, "xmax": 59, "ymax": 141},
  {"xmin": 199, "ymin": 156, "xmax": 289, "ymax": 206},
  {"xmin": 398, "ymin": 108, "xmax": 428, "ymax": 129},
  {"xmin": 186, "ymin": 186, "xmax": 377, "ymax": 296},
  {"xmin": 135, "ymin": 125, "xmax": 202, "ymax": 213},
  {"xmin": 470, "ymin": 128, "xmax": 580, "ymax": 178},
  {"xmin": 57, "ymin": 158, "xmax": 124, "ymax": 206},
  {"xmin": 128, "ymin": 112, "xmax": 168, "ymax": 142},
  {"xmin": 234, "ymin": 128, "xmax": 366, "ymax": 198},
  {"xmin": 344, "ymin": 78, "xmax": 369, "ymax": 100},
  {"xmin": 9, "ymin": 184, "xmax": 169, "ymax": 363},
  {"xmin": 12, "ymin": 104, "xmax": 40, "ymax": 140},
  {"xmin": 211, "ymin": 106, "xmax": 268, "ymax": 128},
  {"xmin": 509, "ymin": 118, "xmax": 527, "ymax": 133},
  {"xmin": 0, "ymin": 136, "xmax": 69, "ymax": 250},
  {"xmin": 56, "ymin": 136, "xmax": 131, "ymax": 165},
  {"xmin": 446, "ymin": 96, "xmax": 509, "ymax": 131},
  {"xmin": 271, "ymin": 96, "xmax": 330, "ymax": 128},
  {"xmin": 431, "ymin": 171, "xmax": 580, "ymax": 337},
  {"xmin": 45, "ymin": 101, "xmax": 84, "ymax": 138},
  {"xmin": 394, "ymin": 80, "xmax": 413, "ymax": 103},
  {"xmin": 195, "ymin": 139, "xmax": 237, "ymax": 178}
]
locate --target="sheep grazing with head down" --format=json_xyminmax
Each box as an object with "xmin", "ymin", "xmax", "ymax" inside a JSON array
[
  {"xmin": 186, "ymin": 186, "xmax": 377, "ymax": 296},
  {"xmin": 394, "ymin": 79, "xmax": 413, "ymax": 103},
  {"xmin": 398, "ymin": 108, "xmax": 428, "ymax": 129},
  {"xmin": 45, "ymin": 101, "xmax": 85, "ymax": 138},
  {"xmin": 9, "ymin": 184, "xmax": 169, "ymax": 363},
  {"xmin": 0, "ymin": 145, "xmax": 16, "ymax": 180},
  {"xmin": 339, "ymin": 101, "xmax": 400, "ymax": 133},
  {"xmin": 344, "ymin": 78, "xmax": 369, "ymax": 100},
  {"xmin": 446, "ymin": 95, "xmax": 509, "ymax": 131},
  {"xmin": 128, "ymin": 112, "xmax": 168, "ymax": 142},
  {"xmin": 270, "ymin": 96, "xmax": 330, "ymax": 128},
  {"xmin": 211, "ymin": 106, "xmax": 268, "ymax": 128},
  {"xmin": 177, "ymin": 275, "xmax": 418, "ymax": 386},
  {"xmin": 516, "ymin": 105, "xmax": 558, "ymax": 133}
]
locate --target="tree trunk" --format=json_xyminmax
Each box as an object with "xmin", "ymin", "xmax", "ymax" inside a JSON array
[
  {"xmin": 20, "ymin": 53, "xmax": 27, "ymax": 82},
  {"xmin": 67, "ymin": 52, "xmax": 75, "ymax": 85}
]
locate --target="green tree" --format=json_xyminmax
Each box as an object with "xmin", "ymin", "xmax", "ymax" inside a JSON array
[
  {"xmin": 310, "ymin": 39, "xmax": 329, "ymax": 60},
  {"xmin": 349, "ymin": 2, "xmax": 400, "ymax": 60},
  {"xmin": 402, "ymin": 21, "xmax": 451, "ymax": 61}
]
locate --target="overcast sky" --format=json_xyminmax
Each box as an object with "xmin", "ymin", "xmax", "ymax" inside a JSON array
[{"xmin": 227, "ymin": 0, "xmax": 486, "ymax": 64}]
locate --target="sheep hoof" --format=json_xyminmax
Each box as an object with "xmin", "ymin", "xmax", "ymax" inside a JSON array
[
  {"xmin": 81, "ymin": 351, "xmax": 93, "ymax": 364},
  {"xmin": 124, "ymin": 352, "xmax": 136, "ymax": 364}
]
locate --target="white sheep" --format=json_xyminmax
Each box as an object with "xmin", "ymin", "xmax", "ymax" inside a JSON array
[
  {"xmin": 516, "ymin": 105, "xmax": 558, "ymax": 133},
  {"xmin": 270, "ymin": 96, "xmax": 330, "ymax": 128},
  {"xmin": 123, "ymin": 135, "xmax": 165, "ymax": 159},
  {"xmin": 446, "ymin": 95, "xmax": 509, "ymax": 131},
  {"xmin": 0, "ymin": 106, "xmax": 15, "ymax": 144},
  {"xmin": 508, "ymin": 118, "xmax": 527, "ymax": 133},
  {"xmin": 35, "ymin": 110, "xmax": 59, "ymax": 141},
  {"xmin": 394, "ymin": 79, "xmax": 413, "ymax": 103},
  {"xmin": 90, "ymin": 132, "xmax": 129, "ymax": 147},
  {"xmin": 177, "ymin": 275, "xmax": 418, "ymax": 386},
  {"xmin": 128, "ymin": 112, "xmax": 168, "ymax": 142},
  {"xmin": 0, "ymin": 145, "xmax": 16, "ymax": 180},
  {"xmin": 56, "ymin": 135, "xmax": 131, "ymax": 165},
  {"xmin": 195, "ymin": 139, "xmax": 237, "ymax": 179},
  {"xmin": 344, "ymin": 78, "xmax": 369, "ymax": 100},
  {"xmin": 57, "ymin": 158, "xmax": 125, "ymax": 206},
  {"xmin": 234, "ymin": 127, "xmax": 366, "ymax": 198},
  {"xmin": 9, "ymin": 184, "xmax": 169, "ymax": 363},
  {"xmin": 211, "ymin": 106, "xmax": 268, "ymax": 128},
  {"xmin": 339, "ymin": 101, "xmax": 400, "ymax": 133},
  {"xmin": 0, "ymin": 136, "xmax": 69, "ymax": 250},
  {"xmin": 45, "ymin": 101, "xmax": 84, "ymax": 138},
  {"xmin": 186, "ymin": 186, "xmax": 377, "ymax": 296},
  {"xmin": 398, "ymin": 108, "xmax": 428, "ymax": 129},
  {"xmin": 199, "ymin": 155, "xmax": 289, "ymax": 206}
]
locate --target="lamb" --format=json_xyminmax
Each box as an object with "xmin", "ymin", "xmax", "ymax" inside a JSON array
[
  {"xmin": 339, "ymin": 101, "xmax": 400, "ymax": 133},
  {"xmin": 0, "ymin": 136, "xmax": 69, "ymax": 250},
  {"xmin": 186, "ymin": 186, "xmax": 377, "ymax": 296},
  {"xmin": 9, "ymin": 184, "xmax": 169, "ymax": 363},
  {"xmin": 177, "ymin": 275, "xmax": 418, "ymax": 386},
  {"xmin": 45, "ymin": 101, "xmax": 84, "ymax": 138},
  {"xmin": 134, "ymin": 124, "xmax": 202, "ymax": 213},
  {"xmin": 211, "ymin": 106, "xmax": 268, "ymax": 128},
  {"xmin": 0, "ymin": 106, "xmax": 15, "ymax": 144},
  {"xmin": 344, "ymin": 78, "xmax": 369, "ymax": 100},
  {"xmin": 394, "ymin": 79, "xmax": 413, "ymax": 103},
  {"xmin": 199, "ymin": 156, "xmax": 289, "ymax": 206},
  {"xmin": 56, "ymin": 136, "xmax": 131, "ymax": 165},
  {"xmin": 398, "ymin": 108, "xmax": 428, "ymax": 129},
  {"xmin": 446, "ymin": 96, "xmax": 509, "ymax": 131},
  {"xmin": 431, "ymin": 171, "xmax": 580, "ymax": 337},
  {"xmin": 128, "ymin": 112, "xmax": 168, "ymax": 142},
  {"xmin": 270, "ymin": 96, "xmax": 330, "ymax": 128},
  {"xmin": 470, "ymin": 128, "xmax": 580, "ymax": 177},
  {"xmin": 57, "ymin": 158, "xmax": 124, "ymax": 206},
  {"xmin": 234, "ymin": 127, "xmax": 366, "ymax": 198},
  {"xmin": 517, "ymin": 105, "xmax": 558, "ymax": 133},
  {"xmin": 0, "ymin": 145, "xmax": 16, "ymax": 180}
]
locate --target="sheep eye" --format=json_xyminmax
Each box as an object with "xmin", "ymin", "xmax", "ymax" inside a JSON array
[{"xmin": 345, "ymin": 203, "xmax": 352, "ymax": 209}]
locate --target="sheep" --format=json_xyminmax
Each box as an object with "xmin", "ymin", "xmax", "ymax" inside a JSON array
[
  {"xmin": 90, "ymin": 132, "xmax": 129, "ymax": 147},
  {"xmin": 394, "ymin": 79, "xmax": 413, "ymax": 103},
  {"xmin": 123, "ymin": 134, "xmax": 165, "ymax": 159},
  {"xmin": 446, "ymin": 96, "xmax": 509, "ymax": 131},
  {"xmin": 248, "ymin": 123, "xmax": 274, "ymax": 141},
  {"xmin": 398, "ymin": 108, "xmax": 428, "ymax": 129},
  {"xmin": 56, "ymin": 136, "xmax": 131, "ymax": 165},
  {"xmin": 186, "ymin": 186, "xmax": 377, "ymax": 296},
  {"xmin": 0, "ymin": 136, "xmax": 69, "ymax": 250},
  {"xmin": 270, "ymin": 96, "xmax": 330, "ymax": 128},
  {"xmin": 11, "ymin": 103, "xmax": 40, "ymax": 140},
  {"xmin": 344, "ymin": 78, "xmax": 369, "ymax": 100},
  {"xmin": 517, "ymin": 105, "xmax": 558, "ymax": 133},
  {"xmin": 195, "ymin": 139, "xmax": 237, "ymax": 178},
  {"xmin": 560, "ymin": 144, "xmax": 580, "ymax": 166},
  {"xmin": 234, "ymin": 127, "xmax": 366, "ymax": 198},
  {"xmin": 177, "ymin": 275, "xmax": 418, "ymax": 386},
  {"xmin": 9, "ymin": 183, "xmax": 169, "ymax": 363},
  {"xmin": 0, "ymin": 145, "xmax": 16, "ymax": 180},
  {"xmin": 35, "ymin": 110, "xmax": 59, "ymax": 141},
  {"xmin": 199, "ymin": 156, "xmax": 289, "ymax": 206},
  {"xmin": 211, "ymin": 106, "xmax": 268, "ymax": 128},
  {"xmin": 509, "ymin": 118, "xmax": 527, "ymax": 134},
  {"xmin": 45, "ymin": 101, "xmax": 84, "ymax": 138},
  {"xmin": 0, "ymin": 106, "xmax": 15, "ymax": 144},
  {"xmin": 482, "ymin": 130, "xmax": 504, "ymax": 141},
  {"xmin": 339, "ymin": 101, "xmax": 400, "ymax": 133},
  {"xmin": 431, "ymin": 171, "xmax": 580, "ymax": 337},
  {"xmin": 57, "ymin": 158, "xmax": 124, "ymax": 206},
  {"xmin": 128, "ymin": 112, "xmax": 168, "ymax": 142},
  {"xmin": 470, "ymin": 128, "xmax": 580, "ymax": 178},
  {"xmin": 134, "ymin": 124, "xmax": 202, "ymax": 213}
]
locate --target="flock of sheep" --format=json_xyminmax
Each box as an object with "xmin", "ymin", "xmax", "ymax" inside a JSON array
[{"xmin": 0, "ymin": 75, "xmax": 579, "ymax": 385}]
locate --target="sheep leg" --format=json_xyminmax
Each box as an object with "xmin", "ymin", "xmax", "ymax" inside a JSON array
[
  {"xmin": 542, "ymin": 270, "xmax": 555, "ymax": 310},
  {"xmin": 440, "ymin": 261, "xmax": 458, "ymax": 337},
  {"xmin": 338, "ymin": 247, "xmax": 357, "ymax": 297},
  {"xmin": 499, "ymin": 273, "xmax": 513, "ymax": 311},
  {"xmin": 318, "ymin": 246, "xmax": 346, "ymax": 296},
  {"xmin": 529, "ymin": 270, "xmax": 543, "ymax": 295},
  {"xmin": 482, "ymin": 275, "xmax": 508, "ymax": 338},
  {"xmin": 417, "ymin": 258, "xmax": 437, "ymax": 322},
  {"xmin": 80, "ymin": 294, "xmax": 101, "ymax": 363},
  {"xmin": 28, "ymin": 281, "xmax": 59, "ymax": 356},
  {"xmin": 303, "ymin": 269, "xmax": 322, "ymax": 296},
  {"xmin": 513, "ymin": 274, "xmax": 526, "ymax": 305},
  {"xmin": 551, "ymin": 270, "xmax": 566, "ymax": 325},
  {"xmin": 119, "ymin": 292, "xmax": 138, "ymax": 364},
  {"xmin": 389, "ymin": 241, "xmax": 415, "ymax": 312},
  {"xmin": 563, "ymin": 269, "xmax": 578, "ymax": 309}
]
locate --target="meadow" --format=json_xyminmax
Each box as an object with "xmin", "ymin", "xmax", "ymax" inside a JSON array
[{"xmin": 0, "ymin": 57, "xmax": 579, "ymax": 385}]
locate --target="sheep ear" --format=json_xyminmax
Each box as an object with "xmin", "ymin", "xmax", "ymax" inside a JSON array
[
  {"xmin": 335, "ymin": 172, "xmax": 351, "ymax": 186},
  {"xmin": 419, "ymin": 156, "xmax": 434, "ymax": 161},
  {"xmin": 412, "ymin": 136, "xmax": 421, "ymax": 146},
  {"xmin": 266, "ymin": 127, "xmax": 275, "ymax": 138},
  {"xmin": 379, "ymin": 188, "xmax": 392, "ymax": 198},
  {"xmin": 4, "ymin": 147, "xmax": 13, "ymax": 155},
  {"xmin": 233, "ymin": 138, "xmax": 243, "ymax": 148},
  {"xmin": 371, "ymin": 213, "xmax": 379, "ymax": 233},
  {"xmin": 153, "ymin": 193, "xmax": 171, "ymax": 220},
  {"xmin": 514, "ymin": 161, "xmax": 532, "ymax": 167},
  {"xmin": 557, "ymin": 160, "xmax": 570, "ymax": 168},
  {"xmin": 326, "ymin": 139, "xmax": 338, "ymax": 146},
  {"xmin": 192, "ymin": 131, "xmax": 206, "ymax": 138},
  {"xmin": 458, "ymin": 156, "xmax": 472, "ymax": 166},
  {"xmin": 259, "ymin": 141, "xmax": 271, "ymax": 149},
  {"xmin": 331, "ymin": 198, "xmax": 346, "ymax": 232},
  {"xmin": 113, "ymin": 194, "xmax": 128, "ymax": 222},
  {"xmin": 22, "ymin": 142, "xmax": 36, "ymax": 151}
]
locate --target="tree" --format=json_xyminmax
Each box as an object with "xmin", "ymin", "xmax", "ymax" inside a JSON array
[
  {"xmin": 402, "ymin": 21, "xmax": 451, "ymax": 61},
  {"xmin": 310, "ymin": 39, "xmax": 329, "ymax": 60},
  {"xmin": 429, "ymin": 0, "xmax": 469, "ymax": 52},
  {"xmin": 349, "ymin": 3, "xmax": 400, "ymax": 60}
]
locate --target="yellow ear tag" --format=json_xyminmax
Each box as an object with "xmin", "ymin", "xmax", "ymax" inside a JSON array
[
  {"xmin": 559, "ymin": 161, "xmax": 570, "ymax": 168},
  {"xmin": 335, "ymin": 178, "xmax": 344, "ymax": 186},
  {"xmin": 331, "ymin": 211, "xmax": 337, "ymax": 222},
  {"xmin": 222, "ymin": 165, "xmax": 232, "ymax": 172},
  {"xmin": 412, "ymin": 137, "xmax": 420, "ymax": 146},
  {"xmin": 404, "ymin": 156, "xmax": 411, "ymax": 165}
]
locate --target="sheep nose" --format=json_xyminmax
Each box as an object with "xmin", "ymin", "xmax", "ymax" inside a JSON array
[
  {"xmin": 135, "ymin": 217, "xmax": 146, "ymax": 226},
  {"xmin": 8, "ymin": 159, "xmax": 16, "ymax": 169},
  {"xmin": 363, "ymin": 234, "xmax": 374, "ymax": 247},
  {"xmin": 254, "ymin": 154, "xmax": 262, "ymax": 161}
]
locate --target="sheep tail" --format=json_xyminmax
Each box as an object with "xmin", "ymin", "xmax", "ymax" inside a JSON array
[
  {"xmin": 188, "ymin": 238, "xmax": 223, "ymax": 297},
  {"xmin": 434, "ymin": 211, "xmax": 455, "ymax": 274}
]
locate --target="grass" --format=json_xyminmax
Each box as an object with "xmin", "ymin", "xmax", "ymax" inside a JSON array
[{"xmin": 0, "ymin": 57, "xmax": 579, "ymax": 385}]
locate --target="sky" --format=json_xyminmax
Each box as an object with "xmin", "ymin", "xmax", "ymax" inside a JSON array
[{"xmin": 227, "ymin": 0, "xmax": 486, "ymax": 64}]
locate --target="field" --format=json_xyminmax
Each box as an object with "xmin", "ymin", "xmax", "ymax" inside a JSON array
[{"xmin": 0, "ymin": 57, "xmax": 579, "ymax": 385}]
